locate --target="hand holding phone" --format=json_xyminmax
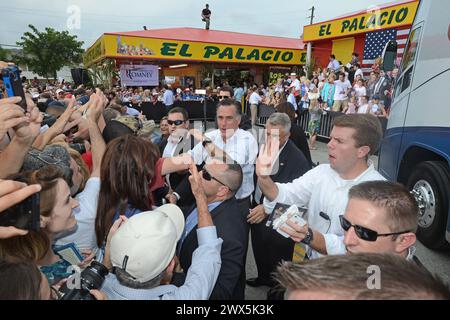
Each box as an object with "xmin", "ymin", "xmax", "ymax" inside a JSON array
[
  {"xmin": 0, "ymin": 180, "xmax": 41, "ymax": 234},
  {"xmin": 1, "ymin": 66, "xmax": 27, "ymax": 110}
]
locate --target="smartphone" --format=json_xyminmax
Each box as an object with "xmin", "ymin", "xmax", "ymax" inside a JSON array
[
  {"xmin": 1, "ymin": 66, "xmax": 27, "ymax": 110},
  {"xmin": 0, "ymin": 193, "xmax": 40, "ymax": 231}
]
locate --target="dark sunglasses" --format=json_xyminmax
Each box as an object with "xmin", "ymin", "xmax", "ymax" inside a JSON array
[
  {"xmin": 167, "ymin": 119, "xmax": 185, "ymax": 126},
  {"xmin": 202, "ymin": 169, "xmax": 234, "ymax": 191},
  {"xmin": 218, "ymin": 95, "xmax": 230, "ymax": 99},
  {"xmin": 339, "ymin": 215, "xmax": 411, "ymax": 242}
]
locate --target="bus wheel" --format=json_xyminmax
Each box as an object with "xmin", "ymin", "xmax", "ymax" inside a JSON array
[{"xmin": 407, "ymin": 161, "xmax": 450, "ymax": 250}]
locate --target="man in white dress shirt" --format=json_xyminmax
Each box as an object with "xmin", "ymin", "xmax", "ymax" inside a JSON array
[{"xmin": 256, "ymin": 114, "xmax": 385, "ymax": 260}]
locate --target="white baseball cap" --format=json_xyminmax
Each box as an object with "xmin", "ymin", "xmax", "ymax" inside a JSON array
[
  {"xmin": 110, "ymin": 204, "xmax": 185, "ymax": 283},
  {"xmin": 290, "ymin": 73, "xmax": 297, "ymax": 76}
]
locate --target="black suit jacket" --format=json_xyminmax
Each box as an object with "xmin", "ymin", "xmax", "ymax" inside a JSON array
[
  {"xmin": 251, "ymin": 139, "xmax": 311, "ymax": 281},
  {"xmin": 289, "ymin": 123, "xmax": 312, "ymax": 166},
  {"xmin": 177, "ymin": 197, "xmax": 247, "ymax": 300}
]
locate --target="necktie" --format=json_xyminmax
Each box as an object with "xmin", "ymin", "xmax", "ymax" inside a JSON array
[{"xmin": 292, "ymin": 242, "xmax": 307, "ymax": 263}]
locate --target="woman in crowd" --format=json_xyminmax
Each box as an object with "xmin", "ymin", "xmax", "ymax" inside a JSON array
[
  {"xmin": 0, "ymin": 259, "xmax": 54, "ymax": 300},
  {"xmin": 95, "ymin": 135, "xmax": 159, "ymax": 250},
  {"xmin": 157, "ymin": 116, "xmax": 170, "ymax": 153},
  {"xmin": 321, "ymin": 74, "xmax": 336, "ymax": 110},
  {"xmin": 307, "ymin": 99, "xmax": 322, "ymax": 150},
  {"xmin": 353, "ymin": 78, "xmax": 367, "ymax": 106},
  {"xmin": 0, "ymin": 165, "xmax": 87, "ymax": 284},
  {"xmin": 94, "ymin": 134, "xmax": 191, "ymax": 251}
]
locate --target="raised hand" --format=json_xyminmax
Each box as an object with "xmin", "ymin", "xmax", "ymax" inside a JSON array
[
  {"xmin": 0, "ymin": 97, "xmax": 28, "ymax": 141},
  {"xmin": 0, "ymin": 179, "xmax": 42, "ymax": 239},
  {"xmin": 255, "ymin": 135, "xmax": 279, "ymax": 177},
  {"xmin": 188, "ymin": 162, "xmax": 207, "ymax": 203}
]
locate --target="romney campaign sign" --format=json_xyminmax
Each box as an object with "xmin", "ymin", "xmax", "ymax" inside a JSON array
[{"xmin": 120, "ymin": 65, "xmax": 159, "ymax": 86}]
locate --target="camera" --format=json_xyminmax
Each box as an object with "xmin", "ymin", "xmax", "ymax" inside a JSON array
[
  {"xmin": 69, "ymin": 143, "xmax": 86, "ymax": 155},
  {"xmin": 1, "ymin": 65, "xmax": 27, "ymax": 110},
  {"xmin": 58, "ymin": 261, "xmax": 109, "ymax": 300},
  {"xmin": 0, "ymin": 193, "xmax": 40, "ymax": 231}
]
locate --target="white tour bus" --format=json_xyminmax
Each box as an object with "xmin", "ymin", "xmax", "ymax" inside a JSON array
[{"xmin": 379, "ymin": 0, "xmax": 450, "ymax": 249}]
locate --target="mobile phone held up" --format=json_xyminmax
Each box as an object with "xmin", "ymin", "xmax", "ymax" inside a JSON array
[
  {"xmin": 0, "ymin": 193, "xmax": 40, "ymax": 232},
  {"xmin": 1, "ymin": 65, "xmax": 27, "ymax": 110}
]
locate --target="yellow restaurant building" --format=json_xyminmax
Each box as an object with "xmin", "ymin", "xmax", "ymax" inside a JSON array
[
  {"xmin": 84, "ymin": 27, "xmax": 306, "ymax": 88},
  {"xmin": 303, "ymin": 0, "xmax": 419, "ymax": 72}
]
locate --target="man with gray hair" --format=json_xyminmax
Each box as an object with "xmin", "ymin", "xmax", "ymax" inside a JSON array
[{"xmin": 247, "ymin": 113, "xmax": 311, "ymax": 289}]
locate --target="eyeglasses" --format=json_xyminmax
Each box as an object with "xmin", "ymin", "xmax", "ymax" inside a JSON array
[
  {"xmin": 218, "ymin": 95, "xmax": 230, "ymax": 100},
  {"xmin": 339, "ymin": 215, "xmax": 411, "ymax": 242},
  {"xmin": 167, "ymin": 119, "xmax": 185, "ymax": 126},
  {"xmin": 202, "ymin": 169, "xmax": 234, "ymax": 191}
]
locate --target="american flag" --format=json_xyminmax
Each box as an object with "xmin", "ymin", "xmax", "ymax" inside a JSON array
[{"xmin": 361, "ymin": 26, "xmax": 410, "ymax": 77}]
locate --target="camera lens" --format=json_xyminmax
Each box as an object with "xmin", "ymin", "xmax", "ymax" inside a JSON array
[{"xmin": 80, "ymin": 261, "xmax": 109, "ymax": 291}]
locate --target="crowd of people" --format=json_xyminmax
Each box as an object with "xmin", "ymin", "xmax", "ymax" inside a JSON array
[{"xmin": 0, "ymin": 56, "xmax": 449, "ymax": 301}]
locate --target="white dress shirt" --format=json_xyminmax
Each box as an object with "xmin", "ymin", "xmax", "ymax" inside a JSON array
[
  {"xmin": 249, "ymin": 92, "xmax": 262, "ymax": 105},
  {"xmin": 263, "ymin": 161, "xmax": 385, "ymax": 259},
  {"xmin": 189, "ymin": 128, "xmax": 258, "ymax": 199}
]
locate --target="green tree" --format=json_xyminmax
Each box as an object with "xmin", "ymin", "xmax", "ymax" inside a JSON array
[
  {"xmin": 14, "ymin": 24, "xmax": 84, "ymax": 80},
  {"xmin": 0, "ymin": 46, "xmax": 9, "ymax": 61}
]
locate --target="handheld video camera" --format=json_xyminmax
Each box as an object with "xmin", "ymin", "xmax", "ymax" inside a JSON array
[
  {"xmin": 0, "ymin": 193, "xmax": 40, "ymax": 232},
  {"xmin": 1, "ymin": 65, "xmax": 27, "ymax": 110}
]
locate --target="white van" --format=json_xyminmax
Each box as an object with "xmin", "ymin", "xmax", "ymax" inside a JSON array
[{"xmin": 379, "ymin": 0, "xmax": 450, "ymax": 249}]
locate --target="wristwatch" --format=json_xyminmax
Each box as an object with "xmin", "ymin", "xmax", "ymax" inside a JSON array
[
  {"xmin": 202, "ymin": 138, "xmax": 212, "ymax": 147},
  {"xmin": 301, "ymin": 227, "xmax": 314, "ymax": 245},
  {"xmin": 202, "ymin": 138, "xmax": 215, "ymax": 157}
]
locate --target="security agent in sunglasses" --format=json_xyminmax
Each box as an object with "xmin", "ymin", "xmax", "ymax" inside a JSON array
[
  {"xmin": 256, "ymin": 114, "xmax": 384, "ymax": 260},
  {"xmin": 172, "ymin": 162, "xmax": 248, "ymax": 300},
  {"xmin": 162, "ymin": 107, "xmax": 200, "ymax": 192},
  {"xmin": 342, "ymin": 181, "xmax": 418, "ymax": 261}
]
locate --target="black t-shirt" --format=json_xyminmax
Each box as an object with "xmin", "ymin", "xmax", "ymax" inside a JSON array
[{"xmin": 202, "ymin": 8, "xmax": 211, "ymax": 16}]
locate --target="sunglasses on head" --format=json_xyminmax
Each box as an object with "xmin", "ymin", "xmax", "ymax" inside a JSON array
[
  {"xmin": 339, "ymin": 215, "xmax": 411, "ymax": 242},
  {"xmin": 167, "ymin": 119, "xmax": 185, "ymax": 126},
  {"xmin": 202, "ymin": 169, "xmax": 234, "ymax": 191}
]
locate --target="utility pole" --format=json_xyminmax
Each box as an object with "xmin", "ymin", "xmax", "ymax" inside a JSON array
[
  {"xmin": 308, "ymin": 6, "xmax": 315, "ymax": 25},
  {"xmin": 306, "ymin": 6, "xmax": 315, "ymax": 78}
]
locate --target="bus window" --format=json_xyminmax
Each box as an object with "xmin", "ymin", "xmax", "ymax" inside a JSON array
[{"xmin": 401, "ymin": 27, "xmax": 422, "ymax": 72}]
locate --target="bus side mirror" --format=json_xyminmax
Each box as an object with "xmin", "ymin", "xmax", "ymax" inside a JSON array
[{"xmin": 382, "ymin": 40, "xmax": 397, "ymax": 72}]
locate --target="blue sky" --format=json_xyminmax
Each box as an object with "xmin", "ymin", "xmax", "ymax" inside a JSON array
[{"xmin": 0, "ymin": 0, "xmax": 397, "ymax": 49}]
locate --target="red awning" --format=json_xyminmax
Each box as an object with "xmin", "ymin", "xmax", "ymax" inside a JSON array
[{"xmin": 106, "ymin": 27, "xmax": 304, "ymax": 50}]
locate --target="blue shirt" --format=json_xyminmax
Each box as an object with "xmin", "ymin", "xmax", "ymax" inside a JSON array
[
  {"xmin": 178, "ymin": 202, "xmax": 222, "ymax": 254},
  {"xmin": 163, "ymin": 90, "xmax": 174, "ymax": 106},
  {"xmin": 125, "ymin": 106, "xmax": 140, "ymax": 116},
  {"xmin": 40, "ymin": 256, "xmax": 72, "ymax": 285},
  {"xmin": 101, "ymin": 226, "xmax": 223, "ymax": 300}
]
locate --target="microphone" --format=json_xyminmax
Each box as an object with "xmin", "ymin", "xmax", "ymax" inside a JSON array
[{"xmin": 320, "ymin": 211, "xmax": 330, "ymax": 221}]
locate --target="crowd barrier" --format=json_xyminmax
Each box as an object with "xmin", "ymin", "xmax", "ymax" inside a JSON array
[
  {"xmin": 139, "ymin": 101, "xmax": 218, "ymax": 123},
  {"xmin": 138, "ymin": 101, "xmax": 387, "ymax": 140},
  {"xmin": 254, "ymin": 104, "xmax": 388, "ymax": 140}
]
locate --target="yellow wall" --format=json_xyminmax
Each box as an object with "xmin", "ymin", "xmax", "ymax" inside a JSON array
[
  {"xmin": 303, "ymin": 1, "xmax": 418, "ymax": 42},
  {"xmin": 332, "ymin": 38, "xmax": 355, "ymax": 65}
]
